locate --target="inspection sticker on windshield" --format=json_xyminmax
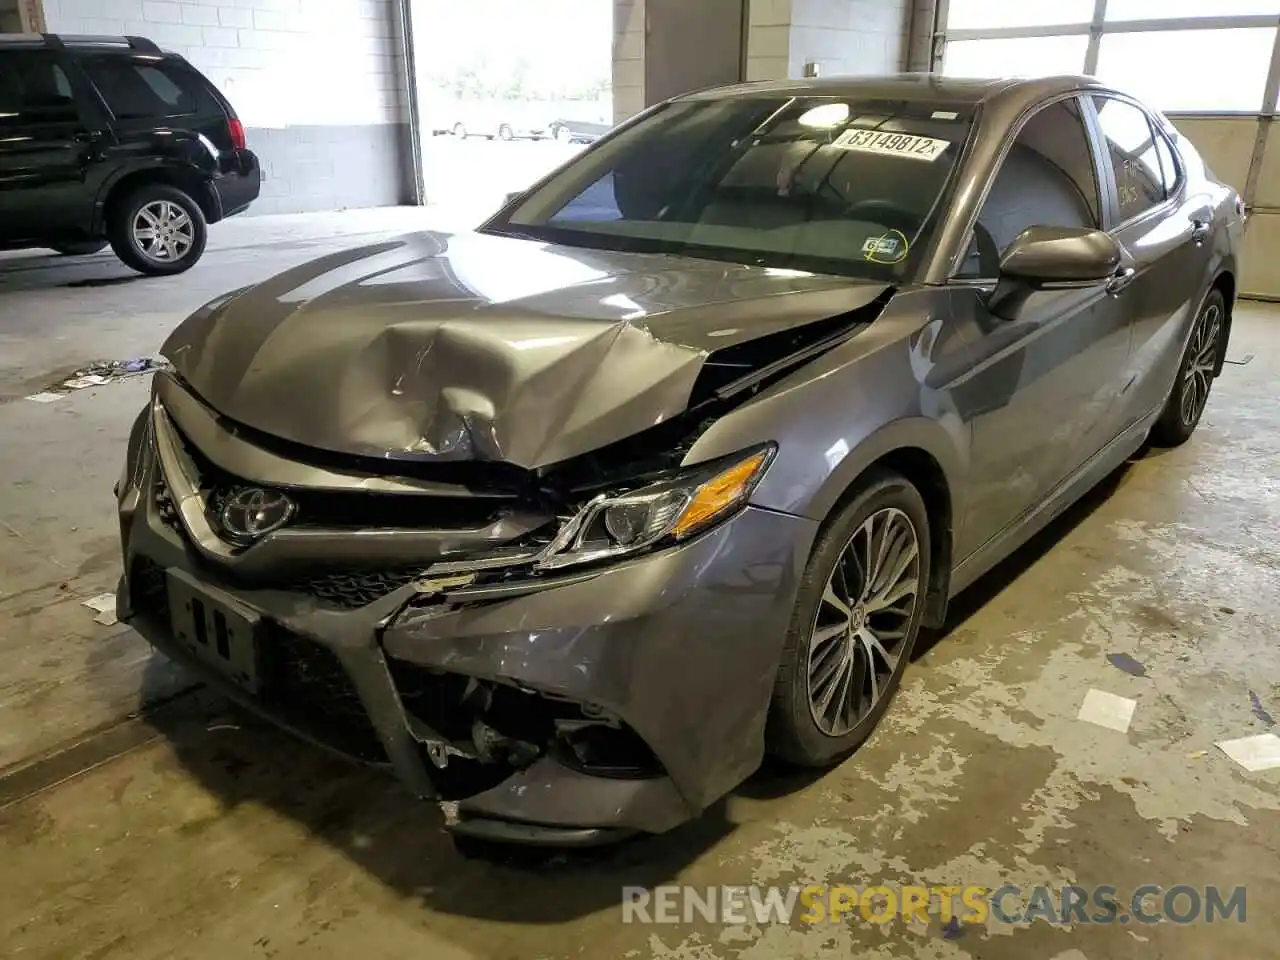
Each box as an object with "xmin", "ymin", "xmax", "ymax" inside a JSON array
[{"xmin": 833, "ymin": 129, "xmax": 951, "ymax": 161}]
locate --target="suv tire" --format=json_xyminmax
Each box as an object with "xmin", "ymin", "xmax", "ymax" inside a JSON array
[
  {"xmin": 108, "ymin": 183, "xmax": 208, "ymax": 276},
  {"xmin": 52, "ymin": 240, "xmax": 108, "ymax": 256}
]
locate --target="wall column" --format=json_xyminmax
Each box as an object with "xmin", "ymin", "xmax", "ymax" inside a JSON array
[
  {"xmin": 613, "ymin": 0, "xmax": 748, "ymax": 123},
  {"xmin": 747, "ymin": 0, "xmax": 912, "ymax": 82}
]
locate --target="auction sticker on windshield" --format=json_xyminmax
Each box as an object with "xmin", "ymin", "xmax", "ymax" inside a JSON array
[{"xmin": 833, "ymin": 129, "xmax": 950, "ymax": 161}]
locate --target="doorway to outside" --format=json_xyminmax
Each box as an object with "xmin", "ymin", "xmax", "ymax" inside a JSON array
[{"xmin": 410, "ymin": 0, "xmax": 612, "ymax": 221}]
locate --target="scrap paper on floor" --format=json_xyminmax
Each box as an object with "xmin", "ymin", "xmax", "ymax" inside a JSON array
[
  {"xmin": 1217, "ymin": 733, "xmax": 1280, "ymax": 772},
  {"xmin": 1077, "ymin": 689, "xmax": 1137, "ymax": 733}
]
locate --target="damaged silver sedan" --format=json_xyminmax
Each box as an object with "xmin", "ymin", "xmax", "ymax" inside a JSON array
[{"xmin": 115, "ymin": 75, "xmax": 1241, "ymax": 846}]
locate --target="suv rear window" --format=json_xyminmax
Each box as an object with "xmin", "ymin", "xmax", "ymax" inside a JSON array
[{"xmin": 82, "ymin": 56, "xmax": 216, "ymax": 120}]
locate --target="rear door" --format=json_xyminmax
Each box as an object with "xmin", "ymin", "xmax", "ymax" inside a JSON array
[
  {"xmin": 1086, "ymin": 95, "xmax": 1215, "ymax": 426},
  {"xmin": 77, "ymin": 53, "xmax": 236, "ymax": 171},
  {"xmin": 0, "ymin": 49, "xmax": 101, "ymax": 242}
]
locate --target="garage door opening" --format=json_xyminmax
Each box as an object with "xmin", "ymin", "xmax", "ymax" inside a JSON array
[{"xmin": 410, "ymin": 0, "xmax": 613, "ymax": 221}]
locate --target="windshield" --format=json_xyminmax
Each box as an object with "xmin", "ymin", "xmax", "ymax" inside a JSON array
[{"xmin": 484, "ymin": 95, "xmax": 976, "ymax": 281}]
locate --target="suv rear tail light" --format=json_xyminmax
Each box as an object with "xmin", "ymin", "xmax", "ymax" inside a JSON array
[{"xmin": 228, "ymin": 118, "xmax": 246, "ymax": 151}]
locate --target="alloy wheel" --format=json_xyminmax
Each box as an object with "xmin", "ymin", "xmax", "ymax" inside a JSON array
[
  {"xmin": 806, "ymin": 507, "xmax": 921, "ymax": 737},
  {"xmin": 1180, "ymin": 301, "xmax": 1222, "ymax": 426},
  {"xmin": 132, "ymin": 200, "xmax": 194, "ymax": 263}
]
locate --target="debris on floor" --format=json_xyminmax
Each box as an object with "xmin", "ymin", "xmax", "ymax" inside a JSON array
[
  {"xmin": 1106, "ymin": 652, "xmax": 1148, "ymax": 677},
  {"xmin": 1223, "ymin": 352, "xmax": 1255, "ymax": 366},
  {"xmin": 61, "ymin": 374, "xmax": 111, "ymax": 390},
  {"xmin": 1077, "ymin": 689, "xmax": 1137, "ymax": 733},
  {"xmin": 63, "ymin": 358, "xmax": 167, "ymax": 387},
  {"xmin": 28, "ymin": 358, "xmax": 170, "ymax": 403},
  {"xmin": 1250, "ymin": 691, "xmax": 1275, "ymax": 727},
  {"xmin": 1217, "ymin": 733, "xmax": 1280, "ymax": 772},
  {"xmin": 1186, "ymin": 750, "xmax": 1209, "ymax": 760},
  {"xmin": 941, "ymin": 917, "xmax": 964, "ymax": 940},
  {"xmin": 81, "ymin": 592, "xmax": 118, "ymax": 626}
]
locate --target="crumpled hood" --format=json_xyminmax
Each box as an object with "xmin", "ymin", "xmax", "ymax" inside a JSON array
[{"xmin": 162, "ymin": 230, "xmax": 888, "ymax": 469}]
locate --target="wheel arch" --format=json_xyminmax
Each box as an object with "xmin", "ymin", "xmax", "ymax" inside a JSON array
[
  {"xmin": 807, "ymin": 421, "xmax": 963, "ymax": 630},
  {"xmin": 96, "ymin": 164, "xmax": 220, "ymax": 234},
  {"xmin": 1211, "ymin": 268, "xmax": 1236, "ymax": 376}
]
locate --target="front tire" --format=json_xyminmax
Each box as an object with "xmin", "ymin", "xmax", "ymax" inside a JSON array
[
  {"xmin": 767, "ymin": 470, "xmax": 930, "ymax": 767},
  {"xmin": 108, "ymin": 184, "xmax": 207, "ymax": 276},
  {"xmin": 1150, "ymin": 288, "xmax": 1225, "ymax": 447}
]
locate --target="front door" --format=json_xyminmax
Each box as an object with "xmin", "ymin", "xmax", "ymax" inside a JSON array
[
  {"xmin": 0, "ymin": 49, "xmax": 99, "ymax": 244},
  {"xmin": 949, "ymin": 96, "xmax": 1134, "ymax": 558}
]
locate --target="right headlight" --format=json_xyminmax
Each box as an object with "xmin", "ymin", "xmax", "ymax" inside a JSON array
[{"xmin": 533, "ymin": 444, "xmax": 776, "ymax": 573}]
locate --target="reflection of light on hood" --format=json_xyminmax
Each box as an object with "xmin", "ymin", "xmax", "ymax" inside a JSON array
[
  {"xmin": 601, "ymin": 293, "xmax": 647, "ymax": 320},
  {"xmin": 511, "ymin": 335, "xmax": 580, "ymax": 350},
  {"xmin": 764, "ymin": 267, "xmax": 815, "ymax": 278},
  {"xmin": 450, "ymin": 234, "xmax": 609, "ymax": 303},
  {"xmin": 798, "ymin": 103, "xmax": 850, "ymax": 128}
]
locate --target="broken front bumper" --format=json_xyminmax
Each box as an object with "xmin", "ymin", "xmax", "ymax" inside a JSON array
[{"xmin": 116, "ymin": 406, "xmax": 817, "ymax": 844}]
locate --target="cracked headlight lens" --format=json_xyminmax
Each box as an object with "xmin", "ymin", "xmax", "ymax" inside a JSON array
[{"xmin": 535, "ymin": 445, "xmax": 775, "ymax": 573}]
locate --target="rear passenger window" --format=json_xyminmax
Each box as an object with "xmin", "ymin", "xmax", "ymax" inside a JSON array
[
  {"xmin": 1152, "ymin": 128, "xmax": 1181, "ymax": 198},
  {"xmin": 1092, "ymin": 97, "xmax": 1165, "ymax": 222},
  {"xmin": 83, "ymin": 57, "xmax": 213, "ymax": 119}
]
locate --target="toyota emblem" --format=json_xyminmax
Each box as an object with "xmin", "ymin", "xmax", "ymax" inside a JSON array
[{"xmin": 219, "ymin": 487, "xmax": 296, "ymax": 543}]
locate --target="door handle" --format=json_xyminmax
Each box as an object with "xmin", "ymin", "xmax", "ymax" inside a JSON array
[
  {"xmin": 1191, "ymin": 217, "xmax": 1211, "ymax": 244},
  {"xmin": 1106, "ymin": 266, "xmax": 1136, "ymax": 295}
]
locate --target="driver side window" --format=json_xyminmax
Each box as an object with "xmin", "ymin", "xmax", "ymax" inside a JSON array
[{"xmin": 956, "ymin": 98, "xmax": 1102, "ymax": 279}]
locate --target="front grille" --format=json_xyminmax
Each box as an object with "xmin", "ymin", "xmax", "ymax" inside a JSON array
[
  {"xmin": 153, "ymin": 479, "xmax": 183, "ymax": 536},
  {"xmin": 130, "ymin": 556, "xmax": 170, "ymax": 627},
  {"xmin": 288, "ymin": 567, "xmax": 427, "ymax": 610},
  {"xmin": 130, "ymin": 552, "xmax": 386, "ymax": 763},
  {"xmin": 258, "ymin": 626, "xmax": 387, "ymax": 762}
]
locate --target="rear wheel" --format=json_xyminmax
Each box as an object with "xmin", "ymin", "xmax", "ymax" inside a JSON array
[
  {"xmin": 108, "ymin": 184, "xmax": 207, "ymax": 276},
  {"xmin": 767, "ymin": 470, "xmax": 930, "ymax": 766},
  {"xmin": 51, "ymin": 240, "xmax": 108, "ymax": 256},
  {"xmin": 1150, "ymin": 288, "xmax": 1225, "ymax": 447}
]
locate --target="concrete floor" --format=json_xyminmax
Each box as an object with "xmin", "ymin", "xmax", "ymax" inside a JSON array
[{"xmin": 1, "ymin": 213, "xmax": 1278, "ymax": 958}]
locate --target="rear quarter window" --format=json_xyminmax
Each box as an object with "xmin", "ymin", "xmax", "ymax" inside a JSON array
[{"xmin": 82, "ymin": 56, "xmax": 218, "ymax": 120}]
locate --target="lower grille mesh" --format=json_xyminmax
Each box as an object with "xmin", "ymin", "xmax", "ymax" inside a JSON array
[{"xmin": 289, "ymin": 568, "xmax": 427, "ymax": 610}]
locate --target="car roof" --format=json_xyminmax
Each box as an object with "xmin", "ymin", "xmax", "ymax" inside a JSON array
[
  {"xmin": 677, "ymin": 73, "xmax": 1112, "ymax": 112},
  {"xmin": 0, "ymin": 33, "xmax": 171, "ymax": 56}
]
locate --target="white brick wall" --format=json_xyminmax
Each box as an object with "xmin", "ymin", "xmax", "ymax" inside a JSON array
[
  {"xmin": 612, "ymin": 0, "xmax": 645, "ymax": 123},
  {"xmin": 747, "ymin": 0, "xmax": 792, "ymax": 82},
  {"xmin": 44, "ymin": 0, "xmax": 405, "ymax": 128}
]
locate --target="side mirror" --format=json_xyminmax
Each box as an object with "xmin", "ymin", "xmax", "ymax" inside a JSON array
[{"xmin": 989, "ymin": 226, "xmax": 1124, "ymax": 319}]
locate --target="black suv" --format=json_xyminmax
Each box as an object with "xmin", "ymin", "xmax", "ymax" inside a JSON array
[{"xmin": 0, "ymin": 34, "xmax": 261, "ymax": 275}]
